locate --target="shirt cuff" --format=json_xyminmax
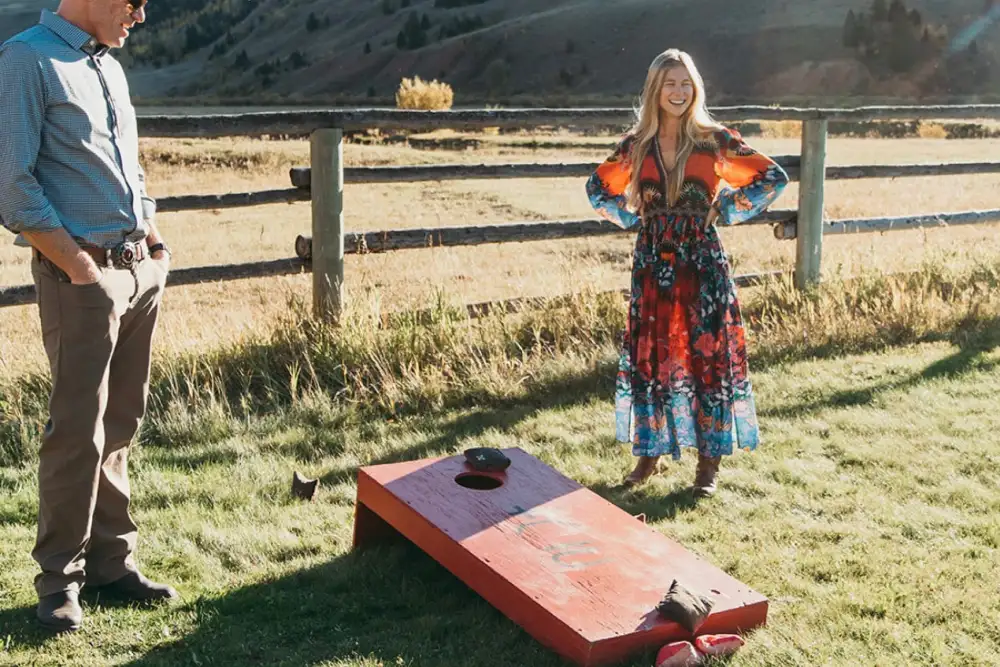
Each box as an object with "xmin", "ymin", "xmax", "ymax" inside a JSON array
[{"xmin": 141, "ymin": 196, "xmax": 156, "ymax": 223}]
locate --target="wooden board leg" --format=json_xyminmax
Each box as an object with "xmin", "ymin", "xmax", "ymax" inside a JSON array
[{"xmin": 352, "ymin": 501, "xmax": 403, "ymax": 549}]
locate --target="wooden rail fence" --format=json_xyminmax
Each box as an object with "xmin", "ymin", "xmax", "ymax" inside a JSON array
[{"xmin": 1, "ymin": 105, "xmax": 999, "ymax": 317}]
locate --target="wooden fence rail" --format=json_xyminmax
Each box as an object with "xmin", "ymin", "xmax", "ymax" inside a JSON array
[
  {"xmin": 2, "ymin": 105, "xmax": 999, "ymax": 317},
  {"xmin": 295, "ymin": 215, "xmax": 789, "ymax": 260},
  {"xmin": 0, "ymin": 264, "xmax": 782, "ymax": 309},
  {"xmin": 0, "ymin": 259, "xmax": 308, "ymax": 308},
  {"xmin": 287, "ymin": 160, "xmax": 1000, "ymax": 189},
  {"xmin": 152, "ymin": 159, "xmax": 1000, "ymax": 214},
  {"xmin": 136, "ymin": 105, "xmax": 1000, "ymax": 138}
]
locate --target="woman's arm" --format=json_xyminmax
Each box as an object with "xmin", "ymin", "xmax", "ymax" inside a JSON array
[
  {"xmin": 586, "ymin": 134, "xmax": 641, "ymax": 230},
  {"xmin": 712, "ymin": 128, "xmax": 789, "ymax": 226}
]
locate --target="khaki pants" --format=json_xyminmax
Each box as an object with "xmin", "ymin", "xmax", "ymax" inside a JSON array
[{"xmin": 30, "ymin": 253, "xmax": 166, "ymax": 598}]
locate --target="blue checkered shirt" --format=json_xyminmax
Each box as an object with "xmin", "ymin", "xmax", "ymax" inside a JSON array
[{"xmin": 0, "ymin": 10, "xmax": 153, "ymax": 249}]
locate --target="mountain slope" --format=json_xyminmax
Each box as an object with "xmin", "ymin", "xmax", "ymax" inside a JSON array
[{"xmin": 1, "ymin": 0, "xmax": 996, "ymax": 103}]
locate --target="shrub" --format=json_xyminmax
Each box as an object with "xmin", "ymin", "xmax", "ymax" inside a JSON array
[{"xmin": 395, "ymin": 76, "xmax": 454, "ymax": 110}]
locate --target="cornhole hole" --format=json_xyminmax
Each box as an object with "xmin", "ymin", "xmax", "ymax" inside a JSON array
[{"xmin": 353, "ymin": 447, "xmax": 767, "ymax": 666}]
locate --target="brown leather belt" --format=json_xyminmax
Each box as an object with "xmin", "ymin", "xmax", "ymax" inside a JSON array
[
  {"xmin": 82, "ymin": 241, "xmax": 147, "ymax": 269},
  {"xmin": 34, "ymin": 241, "xmax": 147, "ymax": 277}
]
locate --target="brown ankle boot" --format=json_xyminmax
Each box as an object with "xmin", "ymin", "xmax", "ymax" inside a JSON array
[
  {"xmin": 693, "ymin": 455, "xmax": 721, "ymax": 497},
  {"xmin": 624, "ymin": 456, "xmax": 661, "ymax": 487}
]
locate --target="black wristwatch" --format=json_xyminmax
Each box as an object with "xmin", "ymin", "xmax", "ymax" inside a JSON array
[{"xmin": 148, "ymin": 242, "xmax": 170, "ymax": 257}]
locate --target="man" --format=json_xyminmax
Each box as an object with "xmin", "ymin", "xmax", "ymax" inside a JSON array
[{"xmin": 0, "ymin": 0, "xmax": 177, "ymax": 633}]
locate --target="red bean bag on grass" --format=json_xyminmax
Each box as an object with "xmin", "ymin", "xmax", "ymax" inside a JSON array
[
  {"xmin": 655, "ymin": 641, "xmax": 702, "ymax": 667},
  {"xmin": 694, "ymin": 633, "xmax": 745, "ymax": 657}
]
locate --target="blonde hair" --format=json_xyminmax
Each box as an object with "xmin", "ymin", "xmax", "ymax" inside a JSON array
[{"xmin": 626, "ymin": 49, "xmax": 722, "ymax": 210}]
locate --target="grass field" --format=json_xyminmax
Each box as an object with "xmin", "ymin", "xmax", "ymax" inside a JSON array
[
  {"xmin": 1, "ymin": 328, "xmax": 998, "ymax": 666},
  {"xmin": 1, "ymin": 129, "xmax": 999, "ymax": 666}
]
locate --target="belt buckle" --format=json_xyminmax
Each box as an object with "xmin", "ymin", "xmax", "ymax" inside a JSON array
[{"xmin": 111, "ymin": 242, "xmax": 138, "ymax": 270}]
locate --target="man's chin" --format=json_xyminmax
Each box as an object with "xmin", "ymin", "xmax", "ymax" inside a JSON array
[{"xmin": 99, "ymin": 34, "xmax": 127, "ymax": 49}]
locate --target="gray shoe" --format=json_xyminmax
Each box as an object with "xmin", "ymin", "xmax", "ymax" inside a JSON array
[
  {"xmin": 96, "ymin": 570, "xmax": 179, "ymax": 604},
  {"xmin": 37, "ymin": 590, "xmax": 82, "ymax": 633}
]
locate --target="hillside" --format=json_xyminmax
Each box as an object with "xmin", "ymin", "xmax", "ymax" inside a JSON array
[{"xmin": 1, "ymin": 0, "xmax": 997, "ymax": 104}]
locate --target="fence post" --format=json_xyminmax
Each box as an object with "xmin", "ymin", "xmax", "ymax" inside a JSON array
[
  {"xmin": 311, "ymin": 128, "xmax": 345, "ymax": 321},
  {"xmin": 795, "ymin": 118, "xmax": 827, "ymax": 290}
]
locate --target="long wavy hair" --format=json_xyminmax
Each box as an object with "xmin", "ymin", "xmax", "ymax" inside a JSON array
[{"xmin": 626, "ymin": 49, "xmax": 722, "ymax": 210}]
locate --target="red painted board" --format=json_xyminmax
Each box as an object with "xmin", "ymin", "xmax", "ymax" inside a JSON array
[{"xmin": 353, "ymin": 447, "xmax": 767, "ymax": 666}]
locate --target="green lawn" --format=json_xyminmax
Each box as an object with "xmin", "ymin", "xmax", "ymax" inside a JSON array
[{"xmin": 2, "ymin": 328, "xmax": 999, "ymax": 666}]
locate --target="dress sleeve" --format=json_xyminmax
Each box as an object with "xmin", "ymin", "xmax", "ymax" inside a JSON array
[
  {"xmin": 586, "ymin": 133, "xmax": 641, "ymax": 230},
  {"xmin": 713, "ymin": 128, "xmax": 789, "ymax": 225}
]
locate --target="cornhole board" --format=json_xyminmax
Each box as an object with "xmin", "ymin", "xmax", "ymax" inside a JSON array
[{"xmin": 353, "ymin": 447, "xmax": 767, "ymax": 666}]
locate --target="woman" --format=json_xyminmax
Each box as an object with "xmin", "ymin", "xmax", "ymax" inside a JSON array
[{"xmin": 586, "ymin": 49, "xmax": 788, "ymax": 495}]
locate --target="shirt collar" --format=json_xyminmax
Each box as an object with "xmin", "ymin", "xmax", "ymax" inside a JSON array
[{"xmin": 39, "ymin": 9, "xmax": 110, "ymax": 57}]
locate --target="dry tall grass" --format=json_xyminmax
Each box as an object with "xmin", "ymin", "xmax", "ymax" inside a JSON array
[{"xmin": 3, "ymin": 252, "xmax": 999, "ymax": 469}]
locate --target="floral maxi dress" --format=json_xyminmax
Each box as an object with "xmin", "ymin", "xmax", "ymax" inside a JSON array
[{"xmin": 586, "ymin": 128, "xmax": 789, "ymax": 460}]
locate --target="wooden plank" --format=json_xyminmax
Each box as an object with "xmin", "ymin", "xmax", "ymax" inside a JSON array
[
  {"xmin": 127, "ymin": 158, "xmax": 1000, "ymax": 220},
  {"xmin": 0, "ymin": 267, "xmax": 781, "ymax": 312},
  {"xmin": 311, "ymin": 129, "xmax": 345, "ymax": 322},
  {"xmin": 0, "ymin": 258, "xmax": 308, "ymax": 308},
  {"xmin": 292, "ymin": 214, "xmax": 792, "ymax": 259},
  {"xmin": 824, "ymin": 161, "xmax": 1000, "ymax": 180},
  {"xmin": 0, "ymin": 284, "xmax": 34, "ymax": 308},
  {"xmin": 292, "ymin": 163, "xmax": 602, "ymax": 187},
  {"xmin": 795, "ymin": 120, "xmax": 828, "ymax": 290},
  {"xmin": 156, "ymin": 188, "xmax": 308, "ymax": 212},
  {"xmin": 774, "ymin": 209, "xmax": 1000, "ymax": 240},
  {"xmin": 290, "ymin": 157, "xmax": 797, "ymax": 187},
  {"xmin": 353, "ymin": 448, "xmax": 768, "ymax": 666},
  {"xmin": 826, "ymin": 209, "xmax": 1000, "ymax": 236},
  {"xmin": 285, "ymin": 160, "xmax": 1000, "ymax": 192},
  {"xmin": 137, "ymin": 106, "xmax": 1000, "ymax": 137},
  {"xmin": 138, "ymin": 109, "xmax": 633, "ymax": 137},
  {"xmin": 138, "ymin": 158, "xmax": 1000, "ymax": 219}
]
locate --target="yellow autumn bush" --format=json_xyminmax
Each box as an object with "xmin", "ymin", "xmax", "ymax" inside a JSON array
[{"xmin": 395, "ymin": 76, "xmax": 454, "ymax": 110}]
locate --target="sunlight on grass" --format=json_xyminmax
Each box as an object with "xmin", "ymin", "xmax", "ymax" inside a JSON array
[{"xmin": 1, "ymin": 338, "xmax": 998, "ymax": 666}]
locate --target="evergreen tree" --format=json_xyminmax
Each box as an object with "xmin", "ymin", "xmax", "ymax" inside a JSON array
[
  {"xmin": 887, "ymin": 0, "xmax": 907, "ymax": 23},
  {"xmin": 402, "ymin": 12, "xmax": 427, "ymax": 49},
  {"xmin": 843, "ymin": 10, "xmax": 860, "ymax": 48}
]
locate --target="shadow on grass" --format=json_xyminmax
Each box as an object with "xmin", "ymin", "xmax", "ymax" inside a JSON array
[
  {"xmin": 315, "ymin": 360, "xmax": 620, "ymax": 488},
  {"xmin": 0, "ymin": 605, "xmax": 45, "ymax": 650},
  {"xmin": 590, "ymin": 482, "xmax": 702, "ymax": 524},
  {"xmin": 759, "ymin": 315, "xmax": 1000, "ymax": 421},
  {"xmin": 120, "ymin": 541, "xmax": 656, "ymax": 667}
]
